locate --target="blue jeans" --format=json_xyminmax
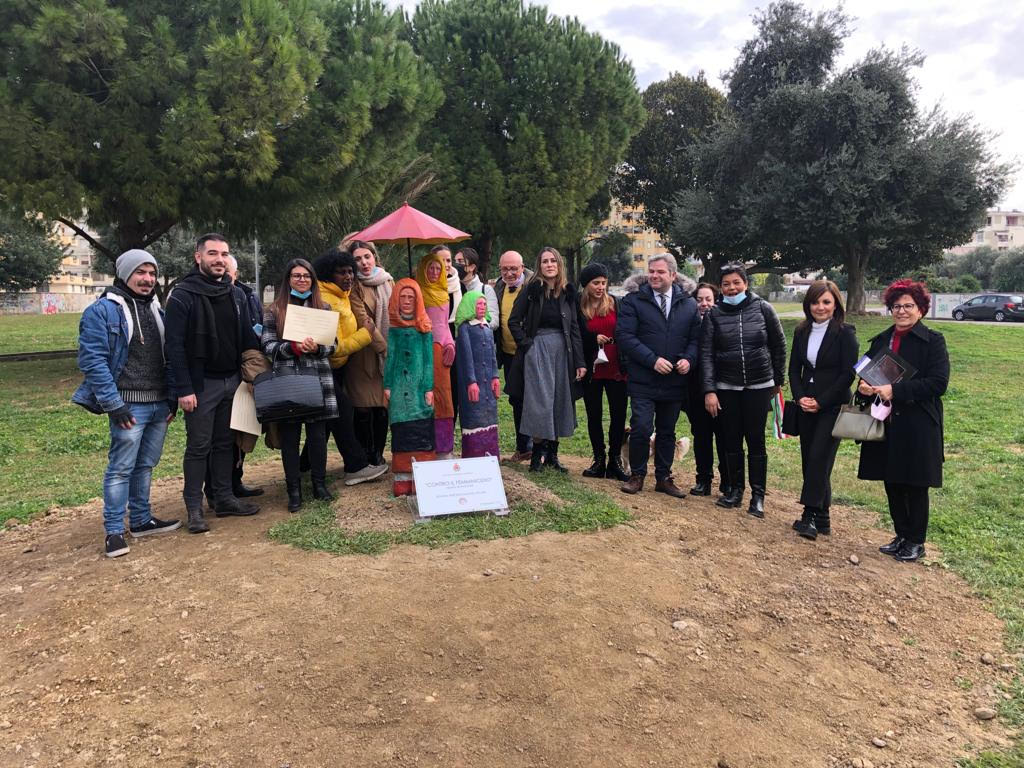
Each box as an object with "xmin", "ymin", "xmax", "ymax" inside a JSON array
[{"xmin": 102, "ymin": 402, "xmax": 170, "ymax": 534}]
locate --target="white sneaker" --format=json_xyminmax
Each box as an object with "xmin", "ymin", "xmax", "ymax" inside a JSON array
[{"xmin": 343, "ymin": 463, "xmax": 388, "ymax": 486}]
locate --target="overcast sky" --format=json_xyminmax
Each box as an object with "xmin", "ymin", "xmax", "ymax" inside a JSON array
[{"xmin": 398, "ymin": 0, "xmax": 1023, "ymax": 209}]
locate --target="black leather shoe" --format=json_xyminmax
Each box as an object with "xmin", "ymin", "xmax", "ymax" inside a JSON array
[
  {"xmin": 746, "ymin": 494, "xmax": 765, "ymax": 518},
  {"xmin": 689, "ymin": 477, "xmax": 712, "ymax": 496},
  {"xmin": 792, "ymin": 508, "xmax": 814, "ymax": 532},
  {"xmin": 187, "ymin": 508, "xmax": 210, "ymax": 534},
  {"xmin": 529, "ymin": 443, "xmax": 545, "ymax": 473},
  {"xmin": 879, "ymin": 536, "xmax": 905, "ymax": 555},
  {"xmin": 797, "ymin": 518, "xmax": 818, "ymax": 540},
  {"xmin": 605, "ymin": 454, "xmax": 630, "ymax": 482},
  {"xmin": 582, "ymin": 454, "xmax": 606, "ymax": 478},
  {"xmin": 233, "ymin": 483, "xmax": 264, "ymax": 498},
  {"xmin": 311, "ymin": 479, "xmax": 334, "ymax": 501},
  {"xmin": 214, "ymin": 498, "xmax": 260, "ymax": 517},
  {"xmin": 286, "ymin": 481, "xmax": 302, "ymax": 513},
  {"xmin": 894, "ymin": 541, "xmax": 925, "ymax": 562},
  {"xmin": 545, "ymin": 441, "xmax": 568, "ymax": 473}
]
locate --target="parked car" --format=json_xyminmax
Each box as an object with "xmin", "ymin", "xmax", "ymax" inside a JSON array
[{"xmin": 952, "ymin": 294, "xmax": 1024, "ymax": 322}]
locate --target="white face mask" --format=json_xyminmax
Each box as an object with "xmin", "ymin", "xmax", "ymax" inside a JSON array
[{"xmin": 722, "ymin": 291, "xmax": 747, "ymax": 305}]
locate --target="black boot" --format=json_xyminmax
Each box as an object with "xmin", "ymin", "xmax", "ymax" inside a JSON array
[
  {"xmin": 582, "ymin": 452, "xmax": 606, "ymax": 478},
  {"xmin": 746, "ymin": 454, "xmax": 767, "ymax": 518},
  {"xmin": 814, "ymin": 507, "xmax": 831, "ymax": 535},
  {"xmin": 792, "ymin": 507, "xmax": 814, "ymax": 532},
  {"xmin": 286, "ymin": 480, "xmax": 303, "ymax": 513},
  {"xmin": 529, "ymin": 442, "xmax": 545, "ymax": 472},
  {"xmin": 545, "ymin": 440, "xmax": 568, "ymax": 473},
  {"xmin": 187, "ymin": 508, "xmax": 209, "ymax": 534},
  {"xmin": 690, "ymin": 475, "xmax": 713, "ymax": 496},
  {"xmin": 717, "ymin": 462, "xmax": 732, "ymax": 498},
  {"xmin": 605, "ymin": 453, "xmax": 630, "ymax": 482},
  {"xmin": 716, "ymin": 452, "xmax": 745, "ymax": 508},
  {"xmin": 797, "ymin": 506, "xmax": 818, "ymax": 540},
  {"xmin": 312, "ymin": 477, "xmax": 334, "ymax": 501}
]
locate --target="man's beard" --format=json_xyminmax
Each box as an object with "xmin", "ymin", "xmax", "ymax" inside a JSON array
[{"xmin": 199, "ymin": 261, "xmax": 223, "ymax": 278}]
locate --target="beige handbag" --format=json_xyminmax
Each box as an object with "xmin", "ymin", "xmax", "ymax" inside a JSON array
[{"xmin": 832, "ymin": 397, "xmax": 886, "ymax": 442}]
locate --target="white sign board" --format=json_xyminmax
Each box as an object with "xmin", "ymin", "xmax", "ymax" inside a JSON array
[{"xmin": 411, "ymin": 456, "xmax": 509, "ymax": 518}]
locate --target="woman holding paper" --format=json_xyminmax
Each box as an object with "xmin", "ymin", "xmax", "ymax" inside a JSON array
[
  {"xmin": 857, "ymin": 279, "xmax": 949, "ymax": 562},
  {"xmin": 700, "ymin": 262, "xmax": 787, "ymax": 517},
  {"xmin": 262, "ymin": 259, "xmax": 339, "ymax": 512},
  {"xmin": 576, "ymin": 262, "xmax": 629, "ymax": 481},
  {"xmin": 348, "ymin": 241, "xmax": 394, "ymax": 467},
  {"xmin": 787, "ymin": 280, "xmax": 858, "ymax": 540}
]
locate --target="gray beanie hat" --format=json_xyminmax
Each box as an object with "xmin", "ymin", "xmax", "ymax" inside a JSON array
[{"xmin": 115, "ymin": 249, "xmax": 158, "ymax": 282}]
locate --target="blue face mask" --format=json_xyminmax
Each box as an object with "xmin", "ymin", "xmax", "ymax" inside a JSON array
[
  {"xmin": 722, "ymin": 291, "xmax": 746, "ymax": 306},
  {"xmin": 290, "ymin": 288, "xmax": 313, "ymax": 300}
]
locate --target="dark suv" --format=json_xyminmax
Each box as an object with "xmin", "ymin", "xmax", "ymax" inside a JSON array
[{"xmin": 952, "ymin": 294, "xmax": 1024, "ymax": 322}]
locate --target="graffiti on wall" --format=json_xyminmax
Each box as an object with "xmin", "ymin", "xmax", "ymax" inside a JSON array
[{"xmin": 0, "ymin": 292, "xmax": 96, "ymax": 315}]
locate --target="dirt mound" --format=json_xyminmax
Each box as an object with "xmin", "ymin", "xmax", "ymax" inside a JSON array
[{"xmin": 0, "ymin": 455, "xmax": 1017, "ymax": 767}]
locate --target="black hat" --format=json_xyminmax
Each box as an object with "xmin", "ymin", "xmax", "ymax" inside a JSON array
[{"xmin": 579, "ymin": 262, "xmax": 609, "ymax": 288}]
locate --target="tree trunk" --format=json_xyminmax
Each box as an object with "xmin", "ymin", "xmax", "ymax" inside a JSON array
[
  {"xmin": 477, "ymin": 233, "xmax": 494, "ymax": 282},
  {"xmin": 845, "ymin": 249, "xmax": 870, "ymax": 314}
]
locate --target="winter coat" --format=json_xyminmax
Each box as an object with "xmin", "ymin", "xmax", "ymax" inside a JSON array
[
  {"xmin": 236, "ymin": 280, "xmax": 263, "ymax": 334},
  {"xmin": 699, "ymin": 291, "xmax": 786, "ymax": 393},
  {"xmin": 788, "ymin": 320, "xmax": 859, "ymax": 412},
  {"xmin": 456, "ymin": 320, "xmax": 500, "ymax": 430},
  {"xmin": 261, "ymin": 301, "xmax": 339, "ymax": 422},
  {"xmin": 72, "ymin": 293, "xmax": 175, "ymax": 414},
  {"xmin": 493, "ymin": 268, "xmax": 534, "ymax": 367},
  {"xmin": 347, "ymin": 278, "xmax": 391, "ymax": 408},
  {"xmin": 318, "ymin": 281, "xmax": 372, "ymax": 369},
  {"xmin": 505, "ymin": 280, "xmax": 585, "ymax": 402},
  {"xmin": 577, "ymin": 294, "xmax": 623, "ymax": 376},
  {"xmin": 857, "ymin": 321, "xmax": 949, "ymax": 488},
  {"xmin": 617, "ymin": 273, "xmax": 701, "ymax": 402},
  {"xmin": 164, "ymin": 282, "xmax": 259, "ymax": 398}
]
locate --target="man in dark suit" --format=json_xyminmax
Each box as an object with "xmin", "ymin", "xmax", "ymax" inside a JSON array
[
  {"xmin": 494, "ymin": 250, "xmax": 534, "ymax": 461},
  {"xmin": 616, "ymin": 254, "xmax": 701, "ymax": 498}
]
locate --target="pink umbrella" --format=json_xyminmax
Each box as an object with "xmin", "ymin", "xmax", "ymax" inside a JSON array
[{"xmin": 352, "ymin": 201, "xmax": 471, "ymax": 277}]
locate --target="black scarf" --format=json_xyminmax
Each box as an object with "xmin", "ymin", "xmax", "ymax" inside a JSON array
[{"xmin": 174, "ymin": 267, "xmax": 235, "ymax": 361}]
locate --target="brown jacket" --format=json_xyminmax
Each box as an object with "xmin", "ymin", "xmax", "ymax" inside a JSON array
[{"xmin": 347, "ymin": 279, "xmax": 390, "ymax": 408}]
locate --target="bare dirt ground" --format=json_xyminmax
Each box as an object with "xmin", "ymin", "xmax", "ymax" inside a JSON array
[{"xmin": 1, "ymin": 455, "xmax": 1018, "ymax": 768}]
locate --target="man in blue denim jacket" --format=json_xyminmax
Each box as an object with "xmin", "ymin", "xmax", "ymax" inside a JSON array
[{"xmin": 73, "ymin": 250, "xmax": 181, "ymax": 558}]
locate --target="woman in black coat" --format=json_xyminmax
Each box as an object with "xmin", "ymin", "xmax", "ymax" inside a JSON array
[
  {"xmin": 700, "ymin": 263, "xmax": 787, "ymax": 517},
  {"xmin": 788, "ymin": 280, "xmax": 858, "ymax": 540},
  {"xmin": 857, "ymin": 279, "xmax": 949, "ymax": 562},
  {"xmin": 507, "ymin": 247, "xmax": 586, "ymax": 472}
]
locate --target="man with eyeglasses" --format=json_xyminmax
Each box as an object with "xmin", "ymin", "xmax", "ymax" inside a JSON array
[
  {"xmin": 165, "ymin": 233, "xmax": 262, "ymax": 533},
  {"xmin": 494, "ymin": 250, "xmax": 534, "ymax": 461}
]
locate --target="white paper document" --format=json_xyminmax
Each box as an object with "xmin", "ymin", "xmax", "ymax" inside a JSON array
[
  {"xmin": 281, "ymin": 304, "xmax": 339, "ymax": 347},
  {"xmin": 230, "ymin": 381, "xmax": 262, "ymax": 435}
]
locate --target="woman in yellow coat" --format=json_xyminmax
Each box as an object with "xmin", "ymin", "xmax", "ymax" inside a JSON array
[{"xmin": 309, "ymin": 249, "xmax": 388, "ymax": 485}]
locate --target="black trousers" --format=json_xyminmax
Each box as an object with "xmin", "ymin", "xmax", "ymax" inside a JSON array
[
  {"xmin": 797, "ymin": 407, "xmax": 841, "ymax": 510},
  {"xmin": 354, "ymin": 406, "xmax": 388, "ymax": 462},
  {"xmin": 183, "ymin": 374, "xmax": 239, "ymax": 510},
  {"xmin": 884, "ymin": 482, "xmax": 929, "ymax": 544},
  {"xmin": 628, "ymin": 396, "xmax": 682, "ymax": 481},
  {"xmin": 686, "ymin": 397, "xmax": 725, "ymax": 480},
  {"xmin": 204, "ymin": 443, "xmax": 245, "ymax": 503},
  {"xmin": 323, "ymin": 367, "xmax": 369, "ymax": 473},
  {"xmin": 717, "ymin": 388, "xmax": 772, "ymax": 457},
  {"xmin": 279, "ymin": 421, "xmax": 327, "ymax": 484},
  {"xmin": 583, "ymin": 378, "xmax": 627, "ymax": 457}
]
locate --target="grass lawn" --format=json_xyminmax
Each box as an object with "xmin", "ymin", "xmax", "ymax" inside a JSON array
[
  {"xmin": 0, "ymin": 312, "xmax": 81, "ymax": 354},
  {"xmin": 0, "ymin": 313, "xmax": 1021, "ymax": 764}
]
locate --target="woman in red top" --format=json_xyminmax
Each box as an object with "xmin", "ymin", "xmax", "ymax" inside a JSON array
[{"xmin": 577, "ymin": 263, "xmax": 629, "ymax": 481}]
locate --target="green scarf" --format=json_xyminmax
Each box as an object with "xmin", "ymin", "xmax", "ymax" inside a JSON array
[{"xmin": 455, "ymin": 290, "xmax": 489, "ymax": 327}]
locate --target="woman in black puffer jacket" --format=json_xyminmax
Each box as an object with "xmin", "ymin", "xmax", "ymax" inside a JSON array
[{"xmin": 700, "ymin": 263, "xmax": 787, "ymax": 517}]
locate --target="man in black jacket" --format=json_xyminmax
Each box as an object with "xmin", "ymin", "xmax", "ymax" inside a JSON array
[
  {"xmin": 617, "ymin": 254, "xmax": 700, "ymax": 498},
  {"xmin": 494, "ymin": 250, "xmax": 534, "ymax": 461},
  {"xmin": 165, "ymin": 233, "xmax": 261, "ymax": 533}
]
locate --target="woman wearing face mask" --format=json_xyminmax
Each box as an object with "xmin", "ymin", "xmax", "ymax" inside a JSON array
[
  {"xmin": 454, "ymin": 247, "xmax": 499, "ymax": 330},
  {"xmin": 347, "ymin": 241, "xmax": 393, "ymax": 467},
  {"xmin": 684, "ymin": 283, "xmax": 727, "ymax": 496},
  {"xmin": 261, "ymin": 259, "xmax": 339, "ymax": 512},
  {"xmin": 700, "ymin": 263, "xmax": 787, "ymax": 517},
  {"xmin": 577, "ymin": 262, "xmax": 629, "ymax": 481},
  {"xmin": 416, "ymin": 249, "xmax": 458, "ymax": 458},
  {"xmin": 788, "ymin": 280, "xmax": 858, "ymax": 540},
  {"xmin": 507, "ymin": 247, "xmax": 586, "ymax": 472},
  {"xmin": 856, "ymin": 280, "xmax": 949, "ymax": 562}
]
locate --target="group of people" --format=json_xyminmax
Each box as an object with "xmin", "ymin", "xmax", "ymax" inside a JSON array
[{"xmin": 75, "ymin": 234, "xmax": 949, "ymax": 565}]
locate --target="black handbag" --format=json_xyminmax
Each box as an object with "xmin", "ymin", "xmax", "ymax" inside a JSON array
[
  {"xmin": 831, "ymin": 396, "xmax": 885, "ymax": 442},
  {"xmin": 253, "ymin": 350, "xmax": 326, "ymax": 423},
  {"xmin": 781, "ymin": 400, "xmax": 800, "ymax": 436}
]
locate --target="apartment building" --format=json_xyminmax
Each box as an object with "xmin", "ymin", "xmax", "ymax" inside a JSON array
[
  {"xmin": 35, "ymin": 220, "xmax": 113, "ymax": 294},
  {"xmin": 948, "ymin": 209, "xmax": 1024, "ymax": 255},
  {"xmin": 589, "ymin": 201, "xmax": 666, "ymax": 269}
]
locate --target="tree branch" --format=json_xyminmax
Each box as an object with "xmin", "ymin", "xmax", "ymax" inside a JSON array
[
  {"xmin": 140, "ymin": 219, "xmax": 177, "ymax": 249},
  {"xmin": 56, "ymin": 217, "xmax": 112, "ymax": 259}
]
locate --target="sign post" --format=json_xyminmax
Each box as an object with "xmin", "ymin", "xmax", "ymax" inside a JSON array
[{"xmin": 409, "ymin": 456, "xmax": 509, "ymax": 521}]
